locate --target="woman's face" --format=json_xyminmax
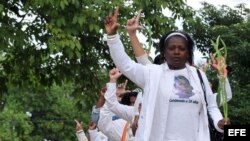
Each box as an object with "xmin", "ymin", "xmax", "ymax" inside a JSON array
[{"xmin": 164, "ymin": 36, "xmax": 189, "ymax": 70}]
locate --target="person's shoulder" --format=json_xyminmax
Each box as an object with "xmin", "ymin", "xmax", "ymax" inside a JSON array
[
  {"xmin": 188, "ymin": 65, "xmax": 203, "ymax": 74},
  {"xmin": 188, "ymin": 65, "xmax": 198, "ymax": 70},
  {"xmin": 147, "ymin": 63, "xmax": 163, "ymax": 71}
]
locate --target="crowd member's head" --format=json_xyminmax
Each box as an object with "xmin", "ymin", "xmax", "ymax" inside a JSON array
[
  {"xmin": 159, "ymin": 31, "xmax": 195, "ymax": 69},
  {"xmin": 120, "ymin": 91, "xmax": 138, "ymax": 106},
  {"xmin": 153, "ymin": 54, "xmax": 165, "ymax": 65}
]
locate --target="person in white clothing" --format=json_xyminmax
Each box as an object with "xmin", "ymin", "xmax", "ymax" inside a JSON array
[
  {"xmin": 86, "ymin": 87, "xmax": 110, "ymax": 141},
  {"xmin": 127, "ymin": 10, "xmax": 232, "ymax": 106},
  {"xmin": 98, "ymin": 68, "xmax": 138, "ymax": 141},
  {"xmin": 104, "ymin": 8, "xmax": 230, "ymax": 141},
  {"xmin": 104, "ymin": 68, "xmax": 143, "ymax": 136},
  {"xmin": 88, "ymin": 122, "xmax": 108, "ymax": 141},
  {"xmin": 75, "ymin": 119, "xmax": 89, "ymax": 141},
  {"xmin": 126, "ymin": 10, "xmax": 233, "ymax": 137}
]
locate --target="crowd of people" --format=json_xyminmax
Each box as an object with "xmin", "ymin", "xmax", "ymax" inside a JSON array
[{"xmin": 74, "ymin": 7, "xmax": 232, "ymax": 141}]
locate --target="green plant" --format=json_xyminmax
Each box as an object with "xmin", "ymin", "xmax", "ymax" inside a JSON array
[{"xmin": 211, "ymin": 36, "xmax": 228, "ymax": 120}]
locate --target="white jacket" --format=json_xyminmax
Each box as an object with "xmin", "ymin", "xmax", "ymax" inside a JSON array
[
  {"xmin": 107, "ymin": 34, "xmax": 224, "ymax": 141},
  {"xmin": 88, "ymin": 128, "xmax": 108, "ymax": 141},
  {"xmin": 105, "ymin": 83, "xmax": 142, "ymax": 123},
  {"xmin": 76, "ymin": 130, "xmax": 88, "ymax": 141},
  {"xmin": 98, "ymin": 82, "xmax": 135, "ymax": 141}
]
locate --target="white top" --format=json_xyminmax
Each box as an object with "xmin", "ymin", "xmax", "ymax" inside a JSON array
[
  {"xmin": 164, "ymin": 68, "xmax": 202, "ymax": 140},
  {"xmin": 98, "ymin": 82, "xmax": 135, "ymax": 141},
  {"xmin": 98, "ymin": 103, "xmax": 127, "ymax": 141},
  {"xmin": 76, "ymin": 130, "xmax": 88, "ymax": 141},
  {"xmin": 105, "ymin": 82, "xmax": 143, "ymax": 122},
  {"xmin": 137, "ymin": 53, "xmax": 233, "ymax": 106},
  {"xmin": 104, "ymin": 83, "xmax": 135, "ymax": 123},
  {"xmin": 107, "ymin": 34, "xmax": 224, "ymax": 141},
  {"xmin": 88, "ymin": 128, "xmax": 108, "ymax": 141}
]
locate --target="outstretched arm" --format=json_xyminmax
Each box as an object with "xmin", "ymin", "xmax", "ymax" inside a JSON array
[
  {"xmin": 104, "ymin": 7, "xmax": 120, "ymax": 36},
  {"xmin": 126, "ymin": 10, "xmax": 145, "ymax": 57},
  {"xmin": 75, "ymin": 120, "xmax": 88, "ymax": 141},
  {"xmin": 106, "ymin": 68, "xmax": 134, "ymax": 122},
  {"xmin": 97, "ymin": 84, "xmax": 127, "ymax": 141},
  {"xmin": 104, "ymin": 8, "xmax": 147, "ymax": 88},
  {"xmin": 126, "ymin": 10, "xmax": 152, "ymax": 65}
]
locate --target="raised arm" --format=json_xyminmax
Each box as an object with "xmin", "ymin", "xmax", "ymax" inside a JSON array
[
  {"xmin": 97, "ymin": 68, "xmax": 127, "ymax": 140},
  {"xmin": 126, "ymin": 10, "xmax": 144, "ymax": 57},
  {"xmin": 105, "ymin": 68, "xmax": 134, "ymax": 122},
  {"xmin": 97, "ymin": 104, "xmax": 125, "ymax": 141},
  {"xmin": 75, "ymin": 120, "xmax": 88, "ymax": 141},
  {"xmin": 104, "ymin": 8, "xmax": 147, "ymax": 88},
  {"xmin": 126, "ymin": 10, "xmax": 152, "ymax": 65}
]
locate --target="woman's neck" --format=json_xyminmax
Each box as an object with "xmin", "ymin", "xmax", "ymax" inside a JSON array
[{"xmin": 168, "ymin": 65, "xmax": 186, "ymax": 70}]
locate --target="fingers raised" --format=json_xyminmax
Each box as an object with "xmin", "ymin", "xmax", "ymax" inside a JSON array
[
  {"xmin": 114, "ymin": 7, "xmax": 119, "ymax": 19},
  {"xmin": 135, "ymin": 10, "xmax": 142, "ymax": 22}
]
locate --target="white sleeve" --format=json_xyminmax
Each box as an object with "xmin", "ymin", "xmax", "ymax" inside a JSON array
[
  {"xmin": 200, "ymin": 71, "xmax": 224, "ymax": 133},
  {"xmin": 88, "ymin": 128, "xmax": 108, "ymax": 141},
  {"xmin": 135, "ymin": 53, "xmax": 152, "ymax": 65},
  {"xmin": 98, "ymin": 84, "xmax": 127, "ymax": 141},
  {"xmin": 107, "ymin": 34, "xmax": 147, "ymax": 88},
  {"xmin": 88, "ymin": 128, "xmax": 100, "ymax": 141},
  {"xmin": 105, "ymin": 82, "xmax": 134, "ymax": 122},
  {"xmin": 76, "ymin": 131, "xmax": 88, "ymax": 141}
]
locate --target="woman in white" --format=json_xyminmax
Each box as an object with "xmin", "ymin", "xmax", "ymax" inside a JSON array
[{"xmin": 103, "ymin": 8, "xmax": 229, "ymax": 141}]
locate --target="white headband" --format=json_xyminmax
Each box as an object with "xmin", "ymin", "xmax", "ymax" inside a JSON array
[{"xmin": 164, "ymin": 32, "xmax": 188, "ymax": 43}]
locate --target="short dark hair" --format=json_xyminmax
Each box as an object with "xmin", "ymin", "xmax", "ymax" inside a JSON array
[
  {"xmin": 153, "ymin": 54, "xmax": 165, "ymax": 65},
  {"xmin": 159, "ymin": 30, "xmax": 195, "ymax": 65},
  {"xmin": 120, "ymin": 92, "xmax": 138, "ymax": 106}
]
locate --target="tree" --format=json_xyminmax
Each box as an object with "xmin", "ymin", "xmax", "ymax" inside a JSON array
[
  {"xmin": 0, "ymin": 0, "xmax": 190, "ymax": 140},
  {"xmin": 183, "ymin": 2, "xmax": 250, "ymax": 124}
]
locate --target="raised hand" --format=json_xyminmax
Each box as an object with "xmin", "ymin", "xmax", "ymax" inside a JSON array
[
  {"xmin": 126, "ymin": 10, "xmax": 143, "ymax": 35},
  {"xmin": 75, "ymin": 119, "xmax": 83, "ymax": 132},
  {"xmin": 210, "ymin": 53, "xmax": 228, "ymax": 77},
  {"xmin": 104, "ymin": 7, "xmax": 120, "ymax": 35},
  {"xmin": 109, "ymin": 68, "xmax": 122, "ymax": 83},
  {"xmin": 116, "ymin": 79, "xmax": 130, "ymax": 97}
]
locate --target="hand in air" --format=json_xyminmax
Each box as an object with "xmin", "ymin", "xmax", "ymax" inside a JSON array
[
  {"xmin": 104, "ymin": 7, "xmax": 120, "ymax": 35},
  {"xmin": 210, "ymin": 53, "xmax": 228, "ymax": 77},
  {"xmin": 109, "ymin": 68, "xmax": 122, "ymax": 83},
  {"xmin": 116, "ymin": 79, "xmax": 130, "ymax": 97},
  {"xmin": 126, "ymin": 10, "xmax": 143, "ymax": 35}
]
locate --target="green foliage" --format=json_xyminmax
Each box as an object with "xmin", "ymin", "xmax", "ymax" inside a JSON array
[
  {"xmin": 229, "ymin": 84, "xmax": 250, "ymax": 124},
  {"xmin": 0, "ymin": 100, "xmax": 33, "ymax": 141},
  {"xmin": 1, "ymin": 0, "xmax": 249, "ymax": 139},
  {"xmin": 184, "ymin": 3, "xmax": 250, "ymax": 124},
  {"xmin": 1, "ymin": 82, "xmax": 89, "ymax": 140},
  {"xmin": 0, "ymin": 0, "xmax": 190, "ymax": 139}
]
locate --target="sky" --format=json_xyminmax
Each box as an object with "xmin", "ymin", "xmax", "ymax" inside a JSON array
[{"xmin": 140, "ymin": 0, "xmax": 250, "ymax": 65}]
